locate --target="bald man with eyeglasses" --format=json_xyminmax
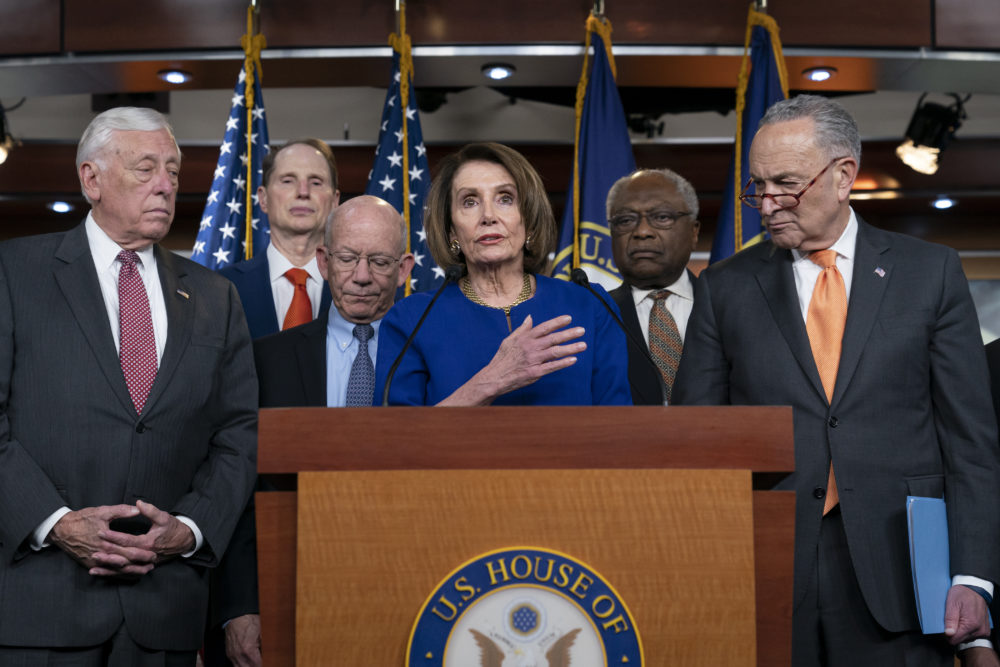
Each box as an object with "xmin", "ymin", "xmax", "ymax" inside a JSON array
[{"xmin": 207, "ymin": 195, "xmax": 414, "ymax": 667}]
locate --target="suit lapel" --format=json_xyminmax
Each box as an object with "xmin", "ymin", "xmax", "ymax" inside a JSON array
[
  {"xmin": 143, "ymin": 246, "xmax": 193, "ymax": 414},
  {"xmin": 755, "ymin": 245, "xmax": 828, "ymax": 402},
  {"xmin": 831, "ymin": 219, "xmax": 891, "ymax": 408},
  {"xmin": 294, "ymin": 315, "xmax": 328, "ymax": 406},
  {"xmin": 53, "ymin": 223, "xmax": 136, "ymax": 416}
]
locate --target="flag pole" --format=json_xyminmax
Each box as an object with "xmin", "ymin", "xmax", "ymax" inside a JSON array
[
  {"xmin": 391, "ymin": 0, "xmax": 414, "ymax": 295},
  {"xmin": 240, "ymin": 1, "xmax": 266, "ymax": 260}
]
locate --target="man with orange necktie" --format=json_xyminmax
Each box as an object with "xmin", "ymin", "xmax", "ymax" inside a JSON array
[
  {"xmin": 219, "ymin": 138, "xmax": 340, "ymax": 339},
  {"xmin": 674, "ymin": 95, "xmax": 1000, "ymax": 666}
]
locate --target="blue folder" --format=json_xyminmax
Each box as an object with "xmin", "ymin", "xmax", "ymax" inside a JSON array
[{"xmin": 906, "ymin": 496, "xmax": 950, "ymax": 634}]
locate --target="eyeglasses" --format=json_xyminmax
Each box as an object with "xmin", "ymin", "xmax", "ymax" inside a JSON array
[
  {"xmin": 326, "ymin": 251, "xmax": 401, "ymax": 276},
  {"xmin": 739, "ymin": 156, "xmax": 851, "ymax": 210},
  {"xmin": 608, "ymin": 209, "xmax": 691, "ymax": 235}
]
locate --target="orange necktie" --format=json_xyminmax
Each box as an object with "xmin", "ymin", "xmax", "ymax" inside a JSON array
[
  {"xmin": 805, "ymin": 249, "xmax": 847, "ymax": 514},
  {"xmin": 282, "ymin": 268, "xmax": 313, "ymax": 330}
]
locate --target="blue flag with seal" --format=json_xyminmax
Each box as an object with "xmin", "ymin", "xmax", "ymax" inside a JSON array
[
  {"xmin": 709, "ymin": 4, "xmax": 788, "ymax": 264},
  {"xmin": 365, "ymin": 11, "xmax": 439, "ymax": 295},
  {"xmin": 552, "ymin": 13, "xmax": 635, "ymax": 290}
]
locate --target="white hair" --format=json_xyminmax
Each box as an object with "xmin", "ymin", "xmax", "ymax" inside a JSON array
[{"xmin": 76, "ymin": 107, "xmax": 179, "ymax": 203}]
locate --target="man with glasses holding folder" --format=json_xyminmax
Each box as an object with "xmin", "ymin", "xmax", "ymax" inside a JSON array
[{"xmin": 674, "ymin": 94, "xmax": 1000, "ymax": 666}]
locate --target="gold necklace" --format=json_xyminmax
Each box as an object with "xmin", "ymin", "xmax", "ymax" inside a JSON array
[{"xmin": 460, "ymin": 273, "xmax": 533, "ymax": 316}]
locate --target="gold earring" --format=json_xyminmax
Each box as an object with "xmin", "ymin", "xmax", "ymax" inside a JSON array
[{"xmin": 449, "ymin": 239, "xmax": 461, "ymax": 256}]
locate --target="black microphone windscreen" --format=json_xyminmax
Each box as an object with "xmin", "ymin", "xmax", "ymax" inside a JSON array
[
  {"xmin": 570, "ymin": 268, "xmax": 590, "ymax": 287},
  {"xmin": 444, "ymin": 265, "xmax": 464, "ymax": 283}
]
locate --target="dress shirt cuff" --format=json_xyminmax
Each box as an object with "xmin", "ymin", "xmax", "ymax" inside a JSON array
[
  {"xmin": 959, "ymin": 638, "xmax": 995, "ymax": 651},
  {"xmin": 953, "ymin": 575, "xmax": 995, "ymax": 599},
  {"xmin": 175, "ymin": 515, "xmax": 204, "ymax": 558},
  {"xmin": 31, "ymin": 506, "xmax": 72, "ymax": 550}
]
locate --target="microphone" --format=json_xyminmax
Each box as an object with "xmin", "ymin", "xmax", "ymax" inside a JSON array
[
  {"xmin": 570, "ymin": 268, "xmax": 668, "ymax": 404},
  {"xmin": 381, "ymin": 264, "xmax": 463, "ymax": 406}
]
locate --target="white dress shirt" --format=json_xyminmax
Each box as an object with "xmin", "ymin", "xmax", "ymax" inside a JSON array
[{"xmin": 629, "ymin": 269, "xmax": 695, "ymax": 345}]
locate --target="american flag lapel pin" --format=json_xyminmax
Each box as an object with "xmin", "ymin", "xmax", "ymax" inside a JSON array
[
  {"xmin": 874, "ymin": 267, "xmax": 886, "ymax": 278},
  {"xmin": 176, "ymin": 288, "xmax": 190, "ymax": 299}
]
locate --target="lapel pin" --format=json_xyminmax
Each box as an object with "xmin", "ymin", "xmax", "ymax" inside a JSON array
[
  {"xmin": 176, "ymin": 289, "xmax": 190, "ymax": 299},
  {"xmin": 874, "ymin": 267, "xmax": 886, "ymax": 278}
]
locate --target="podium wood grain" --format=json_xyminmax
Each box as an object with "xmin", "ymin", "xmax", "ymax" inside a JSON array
[{"xmin": 297, "ymin": 469, "xmax": 757, "ymax": 665}]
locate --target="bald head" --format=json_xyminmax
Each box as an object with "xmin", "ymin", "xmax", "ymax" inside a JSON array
[{"xmin": 318, "ymin": 195, "xmax": 414, "ymax": 324}]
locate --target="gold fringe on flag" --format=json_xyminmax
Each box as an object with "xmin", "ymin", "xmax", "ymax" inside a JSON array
[
  {"xmin": 390, "ymin": 2, "xmax": 415, "ymax": 295},
  {"xmin": 240, "ymin": 3, "xmax": 266, "ymax": 260}
]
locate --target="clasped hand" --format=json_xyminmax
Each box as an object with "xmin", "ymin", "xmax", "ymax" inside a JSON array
[{"xmin": 49, "ymin": 499, "xmax": 195, "ymax": 578}]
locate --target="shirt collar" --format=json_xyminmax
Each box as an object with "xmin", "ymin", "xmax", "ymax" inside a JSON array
[
  {"xmin": 791, "ymin": 207, "xmax": 858, "ymax": 265},
  {"xmin": 267, "ymin": 243, "xmax": 323, "ymax": 284},
  {"xmin": 326, "ymin": 305, "xmax": 382, "ymax": 349},
  {"xmin": 85, "ymin": 211, "xmax": 157, "ymax": 271},
  {"xmin": 630, "ymin": 269, "xmax": 694, "ymax": 307}
]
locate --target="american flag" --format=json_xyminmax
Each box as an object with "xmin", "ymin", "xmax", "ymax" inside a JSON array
[
  {"xmin": 191, "ymin": 65, "xmax": 271, "ymax": 269},
  {"xmin": 365, "ymin": 50, "xmax": 442, "ymax": 294}
]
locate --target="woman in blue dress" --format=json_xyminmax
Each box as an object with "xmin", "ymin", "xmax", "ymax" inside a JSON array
[{"xmin": 374, "ymin": 142, "xmax": 631, "ymax": 406}]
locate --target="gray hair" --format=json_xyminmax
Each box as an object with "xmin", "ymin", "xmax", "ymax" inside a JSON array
[
  {"xmin": 324, "ymin": 195, "xmax": 407, "ymax": 255},
  {"xmin": 606, "ymin": 168, "xmax": 700, "ymax": 220},
  {"xmin": 76, "ymin": 107, "xmax": 179, "ymax": 203},
  {"xmin": 759, "ymin": 94, "xmax": 862, "ymax": 164}
]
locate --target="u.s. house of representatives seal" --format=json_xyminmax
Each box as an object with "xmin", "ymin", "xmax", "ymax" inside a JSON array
[{"xmin": 407, "ymin": 547, "xmax": 643, "ymax": 666}]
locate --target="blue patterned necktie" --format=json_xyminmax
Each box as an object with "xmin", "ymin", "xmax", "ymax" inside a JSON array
[{"xmin": 345, "ymin": 323, "xmax": 375, "ymax": 407}]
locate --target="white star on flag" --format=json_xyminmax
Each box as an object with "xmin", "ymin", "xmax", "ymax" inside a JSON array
[
  {"xmin": 225, "ymin": 198, "xmax": 242, "ymax": 215},
  {"xmin": 387, "ymin": 151, "xmax": 403, "ymax": 167},
  {"xmin": 231, "ymin": 93, "xmax": 244, "ymax": 108},
  {"xmin": 409, "ymin": 166, "xmax": 423, "ymax": 181},
  {"xmin": 219, "ymin": 222, "xmax": 237, "ymax": 239},
  {"xmin": 213, "ymin": 248, "xmax": 230, "ymax": 265},
  {"xmin": 379, "ymin": 175, "xmax": 396, "ymax": 192}
]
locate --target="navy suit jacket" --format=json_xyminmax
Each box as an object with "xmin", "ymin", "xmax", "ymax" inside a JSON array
[
  {"xmin": 0, "ymin": 222, "xmax": 257, "ymax": 650},
  {"xmin": 609, "ymin": 269, "xmax": 696, "ymax": 406},
  {"xmin": 219, "ymin": 252, "xmax": 332, "ymax": 339},
  {"xmin": 674, "ymin": 218, "xmax": 1000, "ymax": 632}
]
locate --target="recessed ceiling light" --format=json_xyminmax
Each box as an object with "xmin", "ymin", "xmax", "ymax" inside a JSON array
[
  {"xmin": 481, "ymin": 63, "xmax": 516, "ymax": 81},
  {"xmin": 47, "ymin": 201, "xmax": 74, "ymax": 214},
  {"xmin": 932, "ymin": 196, "xmax": 956, "ymax": 210},
  {"xmin": 803, "ymin": 67, "xmax": 836, "ymax": 83},
  {"xmin": 158, "ymin": 69, "xmax": 192, "ymax": 85}
]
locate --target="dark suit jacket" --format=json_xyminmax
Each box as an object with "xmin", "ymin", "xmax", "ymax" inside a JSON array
[
  {"xmin": 609, "ymin": 269, "xmax": 696, "ymax": 406},
  {"xmin": 674, "ymin": 218, "xmax": 1000, "ymax": 633},
  {"xmin": 219, "ymin": 252, "xmax": 332, "ymax": 339},
  {"xmin": 207, "ymin": 313, "xmax": 327, "ymax": 653},
  {"xmin": 0, "ymin": 222, "xmax": 257, "ymax": 650}
]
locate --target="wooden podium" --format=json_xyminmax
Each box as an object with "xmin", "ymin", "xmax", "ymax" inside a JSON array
[{"xmin": 255, "ymin": 406, "xmax": 794, "ymax": 666}]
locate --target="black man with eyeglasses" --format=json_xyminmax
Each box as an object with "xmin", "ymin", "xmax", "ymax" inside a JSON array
[
  {"xmin": 674, "ymin": 94, "xmax": 1000, "ymax": 667},
  {"xmin": 607, "ymin": 169, "xmax": 701, "ymax": 405}
]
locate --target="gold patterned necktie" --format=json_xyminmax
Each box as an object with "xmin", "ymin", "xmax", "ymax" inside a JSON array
[
  {"xmin": 648, "ymin": 290, "xmax": 683, "ymax": 403},
  {"xmin": 806, "ymin": 249, "xmax": 847, "ymax": 514}
]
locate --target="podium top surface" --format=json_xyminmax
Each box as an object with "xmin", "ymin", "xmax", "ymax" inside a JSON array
[{"xmin": 258, "ymin": 406, "xmax": 793, "ymax": 474}]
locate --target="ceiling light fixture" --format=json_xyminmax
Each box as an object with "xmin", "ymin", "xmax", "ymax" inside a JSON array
[
  {"xmin": 803, "ymin": 66, "xmax": 836, "ymax": 83},
  {"xmin": 481, "ymin": 63, "xmax": 516, "ymax": 81},
  {"xmin": 157, "ymin": 69, "xmax": 192, "ymax": 85},
  {"xmin": 896, "ymin": 93, "xmax": 968, "ymax": 175},
  {"xmin": 932, "ymin": 196, "xmax": 956, "ymax": 210},
  {"xmin": 47, "ymin": 201, "xmax": 74, "ymax": 214}
]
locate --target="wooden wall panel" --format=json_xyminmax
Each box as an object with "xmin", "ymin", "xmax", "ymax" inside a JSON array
[
  {"xmin": 0, "ymin": 0, "xmax": 60, "ymax": 55},
  {"xmin": 935, "ymin": 0, "xmax": 1000, "ymax": 49},
  {"xmin": 56, "ymin": 0, "xmax": 935, "ymax": 54},
  {"xmin": 770, "ymin": 0, "xmax": 931, "ymax": 47}
]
